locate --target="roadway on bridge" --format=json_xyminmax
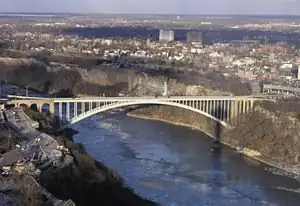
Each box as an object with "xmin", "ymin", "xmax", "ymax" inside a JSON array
[{"xmin": 7, "ymin": 94, "xmax": 269, "ymax": 102}]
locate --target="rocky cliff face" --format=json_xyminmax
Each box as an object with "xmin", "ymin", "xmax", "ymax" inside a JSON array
[
  {"xmin": 0, "ymin": 57, "xmax": 251, "ymax": 97},
  {"xmin": 0, "ymin": 108, "xmax": 75, "ymax": 205},
  {"xmin": 225, "ymin": 101, "xmax": 300, "ymax": 172}
]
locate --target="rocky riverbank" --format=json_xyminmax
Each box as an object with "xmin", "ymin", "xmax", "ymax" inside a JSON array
[
  {"xmin": 0, "ymin": 106, "xmax": 158, "ymax": 206},
  {"xmin": 0, "ymin": 107, "xmax": 76, "ymax": 205},
  {"xmin": 128, "ymin": 101, "xmax": 300, "ymax": 178}
]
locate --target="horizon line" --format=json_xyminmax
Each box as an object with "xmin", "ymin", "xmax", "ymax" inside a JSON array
[{"xmin": 0, "ymin": 12, "xmax": 299, "ymax": 17}]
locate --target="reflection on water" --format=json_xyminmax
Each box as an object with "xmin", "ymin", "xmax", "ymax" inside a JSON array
[{"xmin": 70, "ymin": 114, "xmax": 300, "ymax": 206}]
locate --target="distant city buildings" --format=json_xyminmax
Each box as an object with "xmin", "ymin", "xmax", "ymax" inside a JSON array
[
  {"xmin": 230, "ymin": 40, "xmax": 260, "ymax": 45},
  {"xmin": 159, "ymin": 29, "xmax": 174, "ymax": 42},
  {"xmin": 297, "ymin": 66, "xmax": 300, "ymax": 80},
  {"xmin": 2, "ymin": 16, "xmax": 300, "ymax": 89},
  {"xmin": 187, "ymin": 31, "xmax": 202, "ymax": 43}
]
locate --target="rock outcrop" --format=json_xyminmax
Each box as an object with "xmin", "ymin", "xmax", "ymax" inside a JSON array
[{"xmin": 0, "ymin": 107, "xmax": 75, "ymax": 205}]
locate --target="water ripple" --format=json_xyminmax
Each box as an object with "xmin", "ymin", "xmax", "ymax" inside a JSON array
[{"xmin": 70, "ymin": 115, "xmax": 300, "ymax": 206}]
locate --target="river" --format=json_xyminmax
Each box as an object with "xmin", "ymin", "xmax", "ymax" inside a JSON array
[
  {"xmin": 68, "ymin": 112, "xmax": 300, "ymax": 206},
  {"xmin": 4, "ymin": 81, "xmax": 300, "ymax": 205}
]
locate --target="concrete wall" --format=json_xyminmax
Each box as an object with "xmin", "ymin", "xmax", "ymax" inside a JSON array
[{"xmin": 8, "ymin": 100, "xmax": 55, "ymax": 114}]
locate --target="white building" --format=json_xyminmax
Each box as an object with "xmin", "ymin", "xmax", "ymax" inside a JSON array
[{"xmin": 159, "ymin": 29, "xmax": 174, "ymax": 42}]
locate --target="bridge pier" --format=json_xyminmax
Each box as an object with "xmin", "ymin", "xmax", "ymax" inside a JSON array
[
  {"xmin": 226, "ymin": 100, "xmax": 230, "ymax": 122},
  {"xmin": 34, "ymin": 103, "xmax": 42, "ymax": 113},
  {"xmin": 81, "ymin": 102, "xmax": 85, "ymax": 114},
  {"xmin": 221, "ymin": 100, "xmax": 225, "ymax": 121},
  {"xmin": 74, "ymin": 102, "xmax": 78, "ymax": 117},
  {"xmin": 243, "ymin": 100, "xmax": 247, "ymax": 114},
  {"xmin": 205, "ymin": 101, "xmax": 209, "ymax": 114},
  {"xmin": 49, "ymin": 103, "xmax": 55, "ymax": 116},
  {"xmin": 89, "ymin": 102, "xmax": 92, "ymax": 111},
  {"xmin": 231, "ymin": 101, "xmax": 238, "ymax": 125},
  {"xmin": 66, "ymin": 102, "xmax": 70, "ymax": 122},
  {"xmin": 58, "ymin": 102, "xmax": 63, "ymax": 123}
]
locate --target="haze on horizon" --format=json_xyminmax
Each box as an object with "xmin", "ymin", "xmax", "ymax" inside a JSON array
[{"xmin": 0, "ymin": 0, "xmax": 299, "ymax": 15}]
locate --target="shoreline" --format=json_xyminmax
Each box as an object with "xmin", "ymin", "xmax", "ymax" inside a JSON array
[{"xmin": 127, "ymin": 113, "xmax": 299, "ymax": 178}]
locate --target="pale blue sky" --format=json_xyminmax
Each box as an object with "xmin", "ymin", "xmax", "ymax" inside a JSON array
[{"xmin": 0, "ymin": 0, "xmax": 299, "ymax": 15}]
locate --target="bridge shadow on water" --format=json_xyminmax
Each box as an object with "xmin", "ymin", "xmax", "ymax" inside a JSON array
[
  {"xmin": 212, "ymin": 103, "xmax": 226, "ymax": 147},
  {"xmin": 211, "ymin": 104, "xmax": 224, "ymax": 184},
  {"xmin": 209, "ymin": 105, "xmax": 273, "ymax": 203}
]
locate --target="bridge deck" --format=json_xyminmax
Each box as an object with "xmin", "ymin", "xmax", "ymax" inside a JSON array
[{"xmin": 7, "ymin": 95, "xmax": 267, "ymax": 103}]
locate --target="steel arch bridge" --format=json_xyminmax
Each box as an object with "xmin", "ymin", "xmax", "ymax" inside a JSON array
[{"xmin": 7, "ymin": 95, "xmax": 268, "ymax": 128}]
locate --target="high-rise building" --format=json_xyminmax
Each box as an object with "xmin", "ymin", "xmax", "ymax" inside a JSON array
[
  {"xmin": 187, "ymin": 31, "xmax": 203, "ymax": 43},
  {"xmin": 159, "ymin": 29, "xmax": 175, "ymax": 42},
  {"xmin": 297, "ymin": 66, "xmax": 300, "ymax": 80}
]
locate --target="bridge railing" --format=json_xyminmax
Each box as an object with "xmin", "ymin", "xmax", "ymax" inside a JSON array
[{"xmin": 7, "ymin": 94, "xmax": 54, "ymax": 100}]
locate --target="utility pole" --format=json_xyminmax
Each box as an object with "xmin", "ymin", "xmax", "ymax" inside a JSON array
[{"xmin": 26, "ymin": 86, "xmax": 28, "ymax": 97}]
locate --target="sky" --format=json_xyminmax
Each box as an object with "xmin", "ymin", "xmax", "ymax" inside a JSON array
[{"xmin": 0, "ymin": 0, "xmax": 299, "ymax": 15}]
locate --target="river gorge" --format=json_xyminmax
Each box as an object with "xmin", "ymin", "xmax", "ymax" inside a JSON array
[
  {"xmin": 6, "ymin": 83, "xmax": 300, "ymax": 205},
  {"xmin": 3, "ymin": 60, "xmax": 300, "ymax": 205},
  {"xmin": 69, "ymin": 112, "xmax": 300, "ymax": 206}
]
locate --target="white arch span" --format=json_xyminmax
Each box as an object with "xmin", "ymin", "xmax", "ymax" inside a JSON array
[{"xmin": 65, "ymin": 100, "xmax": 230, "ymax": 127}]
